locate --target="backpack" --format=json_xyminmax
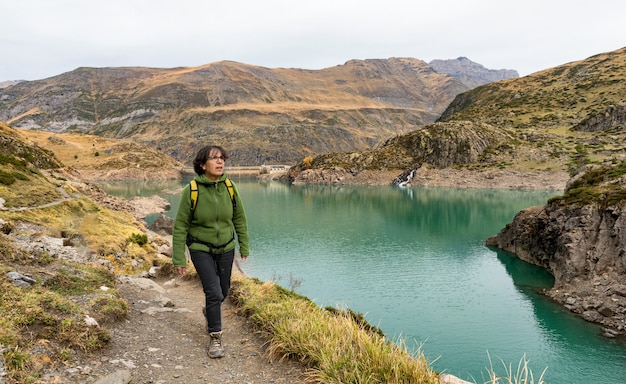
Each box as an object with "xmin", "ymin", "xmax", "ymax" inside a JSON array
[{"xmin": 188, "ymin": 178, "xmax": 236, "ymax": 223}]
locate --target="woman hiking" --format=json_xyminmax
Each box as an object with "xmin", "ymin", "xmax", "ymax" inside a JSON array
[{"xmin": 172, "ymin": 145, "xmax": 250, "ymax": 358}]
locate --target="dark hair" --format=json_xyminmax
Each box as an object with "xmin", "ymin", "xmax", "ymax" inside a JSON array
[{"xmin": 192, "ymin": 145, "xmax": 229, "ymax": 175}]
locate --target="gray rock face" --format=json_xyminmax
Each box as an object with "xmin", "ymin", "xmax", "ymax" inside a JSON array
[
  {"xmin": 573, "ymin": 105, "xmax": 626, "ymax": 132},
  {"xmin": 486, "ymin": 202, "xmax": 626, "ymax": 334},
  {"xmin": 429, "ymin": 57, "xmax": 519, "ymax": 88}
]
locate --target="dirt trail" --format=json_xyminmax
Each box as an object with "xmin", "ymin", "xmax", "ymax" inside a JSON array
[{"xmin": 67, "ymin": 274, "xmax": 308, "ymax": 384}]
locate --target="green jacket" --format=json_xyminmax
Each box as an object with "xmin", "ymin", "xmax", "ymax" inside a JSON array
[{"xmin": 172, "ymin": 173, "xmax": 249, "ymax": 267}]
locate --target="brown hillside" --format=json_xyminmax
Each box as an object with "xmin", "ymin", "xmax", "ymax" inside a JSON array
[
  {"xmin": 0, "ymin": 59, "xmax": 475, "ymax": 165},
  {"xmin": 17, "ymin": 130, "xmax": 184, "ymax": 181}
]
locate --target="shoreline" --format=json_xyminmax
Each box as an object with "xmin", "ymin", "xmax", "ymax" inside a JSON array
[
  {"xmin": 407, "ymin": 167, "xmax": 569, "ymax": 191},
  {"xmin": 74, "ymin": 165, "xmax": 570, "ymax": 192},
  {"xmin": 289, "ymin": 166, "xmax": 570, "ymax": 191}
]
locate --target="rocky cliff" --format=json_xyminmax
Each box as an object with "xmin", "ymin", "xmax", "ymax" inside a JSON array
[{"xmin": 486, "ymin": 161, "xmax": 626, "ymax": 336}]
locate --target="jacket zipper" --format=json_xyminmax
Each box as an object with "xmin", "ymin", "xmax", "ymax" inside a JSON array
[{"xmin": 213, "ymin": 182, "xmax": 220, "ymax": 241}]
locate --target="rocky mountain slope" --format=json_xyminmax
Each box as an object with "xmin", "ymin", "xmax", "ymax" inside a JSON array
[
  {"xmin": 438, "ymin": 47, "xmax": 626, "ymax": 165},
  {"xmin": 439, "ymin": 47, "xmax": 626, "ymax": 127},
  {"xmin": 0, "ymin": 80, "xmax": 21, "ymax": 89},
  {"xmin": 0, "ymin": 57, "xmax": 515, "ymax": 166}
]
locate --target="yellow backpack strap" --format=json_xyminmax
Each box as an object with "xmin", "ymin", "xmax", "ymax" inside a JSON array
[
  {"xmin": 224, "ymin": 178, "xmax": 236, "ymax": 210},
  {"xmin": 189, "ymin": 180, "xmax": 199, "ymax": 223}
]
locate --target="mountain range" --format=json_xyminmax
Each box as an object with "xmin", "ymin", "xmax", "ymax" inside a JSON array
[
  {"xmin": 2, "ymin": 47, "xmax": 624, "ymax": 180},
  {"xmin": 0, "ymin": 57, "xmax": 516, "ymax": 165}
]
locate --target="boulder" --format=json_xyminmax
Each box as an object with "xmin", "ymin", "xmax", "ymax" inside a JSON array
[{"xmin": 149, "ymin": 214, "xmax": 174, "ymax": 236}]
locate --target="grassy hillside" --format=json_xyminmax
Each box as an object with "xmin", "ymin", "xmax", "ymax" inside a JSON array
[
  {"xmin": 438, "ymin": 47, "xmax": 626, "ymax": 170},
  {"xmin": 0, "ymin": 122, "xmax": 165, "ymax": 382},
  {"xmin": 17, "ymin": 129, "xmax": 184, "ymax": 180},
  {"xmin": 0, "ymin": 122, "xmax": 65, "ymax": 208}
]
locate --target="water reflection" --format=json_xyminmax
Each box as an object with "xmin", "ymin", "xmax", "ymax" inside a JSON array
[
  {"xmin": 97, "ymin": 179, "xmax": 187, "ymax": 197},
  {"xmin": 494, "ymin": 248, "xmax": 626, "ymax": 382}
]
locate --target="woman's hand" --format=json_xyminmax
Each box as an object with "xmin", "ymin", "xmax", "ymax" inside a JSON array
[
  {"xmin": 175, "ymin": 266, "xmax": 186, "ymax": 276},
  {"xmin": 241, "ymin": 255, "xmax": 248, "ymax": 261}
]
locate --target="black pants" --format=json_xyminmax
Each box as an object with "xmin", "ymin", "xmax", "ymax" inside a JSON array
[{"xmin": 190, "ymin": 249, "xmax": 234, "ymax": 333}]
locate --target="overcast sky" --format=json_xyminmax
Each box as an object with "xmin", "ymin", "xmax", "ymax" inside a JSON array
[{"xmin": 2, "ymin": 0, "xmax": 624, "ymax": 82}]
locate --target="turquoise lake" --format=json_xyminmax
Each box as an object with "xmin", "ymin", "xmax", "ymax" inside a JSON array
[{"xmin": 100, "ymin": 178, "xmax": 626, "ymax": 384}]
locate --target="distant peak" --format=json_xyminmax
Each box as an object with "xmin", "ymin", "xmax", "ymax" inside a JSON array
[{"xmin": 428, "ymin": 58, "xmax": 519, "ymax": 88}]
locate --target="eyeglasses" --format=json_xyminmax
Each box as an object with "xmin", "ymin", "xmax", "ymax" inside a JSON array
[{"xmin": 207, "ymin": 156, "xmax": 226, "ymax": 161}]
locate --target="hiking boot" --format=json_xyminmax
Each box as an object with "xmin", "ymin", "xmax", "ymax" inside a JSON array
[{"xmin": 208, "ymin": 331, "xmax": 225, "ymax": 358}]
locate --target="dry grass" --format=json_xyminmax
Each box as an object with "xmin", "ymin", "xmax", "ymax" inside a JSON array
[
  {"xmin": 0, "ymin": 256, "xmax": 128, "ymax": 383},
  {"xmin": 1, "ymin": 195, "xmax": 154, "ymax": 274},
  {"xmin": 0, "ymin": 170, "xmax": 62, "ymax": 208},
  {"xmin": 20, "ymin": 130, "xmax": 182, "ymax": 172},
  {"xmin": 484, "ymin": 353, "xmax": 547, "ymax": 384},
  {"xmin": 0, "ymin": 193, "xmax": 153, "ymax": 381},
  {"xmin": 227, "ymin": 271, "xmax": 552, "ymax": 384},
  {"xmin": 230, "ymin": 274, "xmax": 442, "ymax": 384}
]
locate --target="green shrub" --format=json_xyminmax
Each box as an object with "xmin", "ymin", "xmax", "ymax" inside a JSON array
[
  {"xmin": 0, "ymin": 170, "xmax": 16, "ymax": 185},
  {"xmin": 0, "ymin": 153, "xmax": 26, "ymax": 167},
  {"xmin": 11, "ymin": 171, "xmax": 29, "ymax": 181},
  {"xmin": 128, "ymin": 233, "xmax": 148, "ymax": 246}
]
